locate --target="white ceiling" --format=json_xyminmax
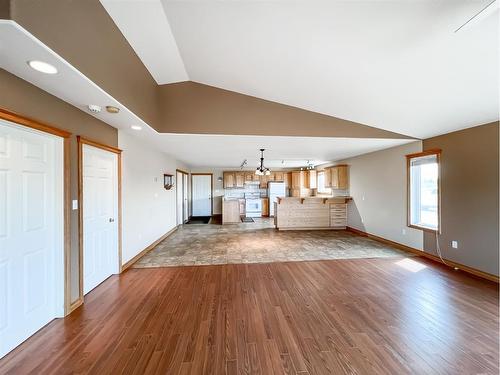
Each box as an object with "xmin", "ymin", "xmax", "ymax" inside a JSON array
[
  {"xmin": 102, "ymin": 0, "xmax": 499, "ymax": 139},
  {"xmin": 128, "ymin": 127, "xmax": 415, "ymax": 168},
  {"xmin": 100, "ymin": 0, "xmax": 188, "ymax": 84}
]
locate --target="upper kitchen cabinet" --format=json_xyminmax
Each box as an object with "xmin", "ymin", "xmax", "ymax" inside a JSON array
[
  {"xmin": 273, "ymin": 171, "xmax": 284, "ymax": 181},
  {"xmin": 244, "ymin": 172, "xmax": 253, "ymax": 182},
  {"xmin": 260, "ymin": 174, "xmax": 270, "ymax": 188},
  {"xmin": 325, "ymin": 165, "xmax": 349, "ymax": 189},
  {"xmin": 235, "ymin": 172, "xmax": 245, "ymax": 188},
  {"xmin": 291, "ymin": 171, "xmax": 304, "ymax": 189},
  {"xmin": 305, "ymin": 170, "xmax": 317, "ymax": 189},
  {"xmin": 223, "ymin": 172, "xmax": 235, "ymax": 188}
]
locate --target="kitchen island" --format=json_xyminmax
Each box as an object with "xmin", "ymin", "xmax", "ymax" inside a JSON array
[{"xmin": 275, "ymin": 197, "xmax": 352, "ymax": 230}]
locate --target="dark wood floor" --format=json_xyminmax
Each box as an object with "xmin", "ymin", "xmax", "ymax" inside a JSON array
[{"xmin": 0, "ymin": 257, "xmax": 498, "ymax": 374}]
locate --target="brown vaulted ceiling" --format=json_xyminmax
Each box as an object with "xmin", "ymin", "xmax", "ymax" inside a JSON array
[{"xmin": 3, "ymin": 0, "xmax": 413, "ymax": 139}]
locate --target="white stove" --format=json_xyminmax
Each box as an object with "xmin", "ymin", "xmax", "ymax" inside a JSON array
[{"xmin": 244, "ymin": 192, "xmax": 262, "ymax": 217}]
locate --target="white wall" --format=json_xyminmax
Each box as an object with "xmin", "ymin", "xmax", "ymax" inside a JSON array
[
  {"xmin": 339, "ymin": 141, "xmax": 424, "ymax": 250},
  {"xmin": 119, "ymin": 131, "xmax": 189, "ymax": 264}
]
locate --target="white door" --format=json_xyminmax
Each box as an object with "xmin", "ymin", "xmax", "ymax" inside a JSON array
[
  {"xmin": 0, "ymin": 120, "xmax": 64, "ymax": 359},
  {"xmin": 176, "ymin": 171, "xmax": 183, "ymax": 225},
  {"xmin": 82, "ymin": 144, "xmax": 119, "ymax": 295},
  {"xmin": 191, "ymin": 175, "xmax": 212, "ymax": 217},
  {"xmin": 183, "ymin": 174, "xmax": 188, "ymax": 222}
]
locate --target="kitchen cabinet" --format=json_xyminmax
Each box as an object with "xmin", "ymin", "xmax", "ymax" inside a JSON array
[
  {"xmin": 235, "ymin": 172, "xmax": 245, "ymax": 188},
  {"xmin": 305, "ymin": 170, "xmax": 317, "ymax": 189},
  {"xmin": 222, "ymin": 199, "xmax": 240, "ymax": 224},
  {"xmin": 223, "ymin": 172, "xmax": 235, "ymax": 189},
  {"xmin": 261, "ymin": 198, "xmax": 269, "ymax": 216},
  {"xmin": 244, "ymin": 172, "xmax": 254, "ymax": 182},
  {"xmin": 328, "ymin": 165, "xmax": 349, "ymax": 189},
  {"xmin": 291, "ymin": 171, "xmax": 304, "ymax": 189},
  {"xmin": 273, "ymin": 171, "xmax": 284, "ymax": 181},
  {"xmin": 284, "ymin": 172, "xmax": 292, "ymax": 188},
  {"xmin": 260, "ymin": 174, "xmax": 269, "ymax": 188}
]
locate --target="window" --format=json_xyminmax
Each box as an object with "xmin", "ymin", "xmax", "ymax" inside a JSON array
[
  {"xmin": 407, "ymin": 150, "xmax": 441, "ymax": 232},
  {"xmin": 317, "ymin": 171, "xmax": 331, "ymax": 194}
]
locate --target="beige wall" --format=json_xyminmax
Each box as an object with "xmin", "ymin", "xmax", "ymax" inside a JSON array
[
  {"xmin": 0, "ymin": 68, "xmax": 118, "ymax": 303},
  {"xmin": 158, "ymin": 82, "xmax": 412, "ymax": 138},
  {"xmin": 423, "ymin": 122, "xmax": 499, "ymax": 276},
  {"xmin": 339, "ymin": 141, "xmax": 424, "ymax": 250}
]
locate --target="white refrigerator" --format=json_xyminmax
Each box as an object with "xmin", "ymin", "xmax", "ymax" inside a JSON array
[{"xmin": 268, "ymin": 182, "xmax": 286, "ymax": 217}]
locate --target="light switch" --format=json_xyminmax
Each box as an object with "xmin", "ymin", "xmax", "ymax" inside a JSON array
[
  {"xmin": 451, "ymin": 241, "xmax": 458, "ymax": 249},
  {"xmin": 72, "ymin": 200, "xmax": 78, "ymax": 210}
]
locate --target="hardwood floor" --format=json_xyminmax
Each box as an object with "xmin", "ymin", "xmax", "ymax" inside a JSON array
[{"xmin": 0, "ymin": 257, "xmax": 498, "ymax": 374}]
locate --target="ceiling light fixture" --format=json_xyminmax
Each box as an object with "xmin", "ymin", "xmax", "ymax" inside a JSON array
[
  {"xmin": 27, "ymin": 60, "xmax": 58, "ymax": 74},
  {"xmin": 106, "ymin": 105, "xmax": 120, "ymax": 114},
  {"xmin": 454, "ymin": 0, "xmax": 499, "ymax": 33},
  {"xmin": 255, "ymin": 149, "xmax": 271, "ymax": 176},
  {"xmin": 131, "ymin": 125, "xmax": 142, "ymax": 130}
]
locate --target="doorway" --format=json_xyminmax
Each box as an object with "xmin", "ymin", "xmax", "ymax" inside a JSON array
[
  {"xmin": 191, "ymin": 173, "xmax": 213, "ymax": 217},
  {"xmin": 79, "ymin": 139, "xmax": 120, "ymax": 295},
  {"xmin": 176, "ymin": 169, "xmax": 189, "ymax": 225},
  {"xmin": 0, "ymin": 118, "xmax": 65, "ymax": 358}
]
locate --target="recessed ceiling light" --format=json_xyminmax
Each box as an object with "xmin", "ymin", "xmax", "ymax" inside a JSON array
[
  {"xmin": 27, "ymin": 60, "xmax": 58, "ymax": 74},
  {"xmin": 131, "ymin": 125, "xmax": 142, "ymax": 130}
]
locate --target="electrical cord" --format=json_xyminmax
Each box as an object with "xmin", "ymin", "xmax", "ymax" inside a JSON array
[{"xmin": 435, "ymin": 231, "xmax": 449, "ymax": 266}]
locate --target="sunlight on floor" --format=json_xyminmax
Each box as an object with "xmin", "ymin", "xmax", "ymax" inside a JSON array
[{"xmin": 395, "ymin": 258, "xmax": 427, "ymax": 272}]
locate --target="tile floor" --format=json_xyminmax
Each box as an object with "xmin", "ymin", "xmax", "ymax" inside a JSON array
[{"xmin": 133, "ymin": 218, "xmax": 408, "ymax": 268}]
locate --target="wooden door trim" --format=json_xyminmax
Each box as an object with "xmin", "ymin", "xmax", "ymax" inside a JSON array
[
  {"xmin": 77, "ymin": 136, "xmax": 123, "ymax": 304},
  {"xmin": 0, "ymin": 107, "xmax": 72, "ymax": 316},
  {"xmin": 0, "ymin": 108, "xmax": 71, "ymax": 138},
  {"xmin": 190, "ymin": 173, "xmax": 213, "ymax": 217}
]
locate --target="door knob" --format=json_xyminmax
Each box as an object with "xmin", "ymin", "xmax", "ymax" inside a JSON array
[{"xmin": 109, "ymin": 218, "xmax": 115, "ymax": 223}]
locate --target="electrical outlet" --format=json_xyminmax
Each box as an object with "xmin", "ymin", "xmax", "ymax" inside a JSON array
[
  {"xmin": 451, "ymin": 240, "xmax": 458, "ymax": 249},
  {"xmin": 402, "ymin": 228, "xmax": 406, "ymax": 235}
]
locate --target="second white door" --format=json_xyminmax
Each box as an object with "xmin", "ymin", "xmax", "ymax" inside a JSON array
[
  {"xmin": 191, "ymin": 174, "xmax": 212, "ymax": 217},
  {"xmin": 82, "ymin": 144, "xmax": 119, "ymax": 295}
]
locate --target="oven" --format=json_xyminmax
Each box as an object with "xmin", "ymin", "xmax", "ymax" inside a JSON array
[{"xmin": 245, "ymin": 198, "xmax": 262, "ymax": 217}]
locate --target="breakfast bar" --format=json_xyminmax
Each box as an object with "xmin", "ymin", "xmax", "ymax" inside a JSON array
[{"xmin": 275, "ymin": 196, "xmax": 352, "ymax": 230}]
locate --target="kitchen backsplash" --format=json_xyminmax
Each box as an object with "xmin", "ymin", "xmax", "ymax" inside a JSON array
[{"xmin": 224, "ymin": 183, "xmax": 268, "ymax": 198}]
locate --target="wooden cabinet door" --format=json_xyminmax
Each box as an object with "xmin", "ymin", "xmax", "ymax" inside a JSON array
[
  {"xmin": 337, "ymin": 166, "xmax": 348, "ymax": 189},
  {"xmin": 235, "ymin": 172, "xmax": 245, "ymax": 188},
  {"xmin": 274, "ymin": 171, "xmax": 284, "ymax": 181},
  {"xmin": 285, "ymin": 172, "xmax": 292, "ymax": 187},
  {"xmin": 260, "ymin": 174, "xmax": 269, "ymax": 189},
  {"xmin": 223, "ymin": 172, "xmax": 235, "ymax": 188},
  {"xmin": 244, "ymin": 172, "xmax": 254, "ymax": 182},
  {"xmin": 331, "ymin": 167, "xmax": 339, "ymax": 189},
  {"xmin": 262, "ymin": 198, "xmax": 269, "ymax": 216},
  {"xmin": 291, "ymin": 171, "xmax": 303, "ymax": 189},
  {"xmin": 239, "ymin": 199, "xmax": 245, "ymax": 215},
  {"xmin": 324, "ymin": 168, "xmax": 332, "ymax": 187}
]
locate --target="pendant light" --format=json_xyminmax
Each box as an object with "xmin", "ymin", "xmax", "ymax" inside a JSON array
[{"xmin": 255, "ymin": 149, "xmax": 271, "ymax": 176}]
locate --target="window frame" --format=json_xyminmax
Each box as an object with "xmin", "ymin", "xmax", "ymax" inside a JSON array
[{"xmin": 406, "ymin": 149, "xmax": 442, "ymax": 233}]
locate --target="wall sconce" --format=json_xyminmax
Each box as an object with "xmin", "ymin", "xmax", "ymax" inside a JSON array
[{"xmin": 163, "ymin": 174, "xmax": 174, "ymax": 190}]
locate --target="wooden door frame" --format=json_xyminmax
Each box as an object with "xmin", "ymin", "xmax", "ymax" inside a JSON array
[
  {"xmin": 190, "ymin": 173, "xmax": 213, "ymax": 217},
  {"xmin": 176, "ymin": 169, "xmax": 189, "ymax": 224},
  {"xmin": 0, "ymin": 108, "xmax": 72, "ymax": 315},
  {"xmin": 77, "ymin": 136, "xmax": 123, "ymax": 303}
]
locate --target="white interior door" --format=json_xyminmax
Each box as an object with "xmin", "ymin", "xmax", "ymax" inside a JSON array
[
  {"xmin": 0, "ymin": 120, "xmax": 64, "ymax": 359},
  {"xmin": 82, "ymin": 144, "xmax": 118, "ymax": 295},
  {"xmin": 183, "ymin": 174, "xmax": 188, "ymax": 222},
  {"xmin": 176, "ymin": 171, "xmax": 183, "ymax": 225},
  {"xmin": 191, "ymin": 175, "xmax": 212, "ymax": 217}
]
